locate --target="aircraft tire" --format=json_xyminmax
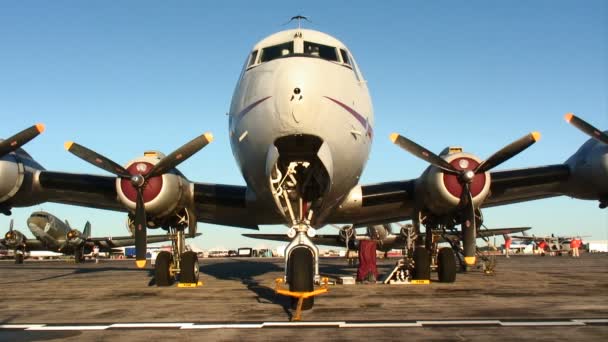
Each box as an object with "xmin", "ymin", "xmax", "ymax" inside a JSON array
[
  {"xmin": 15, "ymin": 253, "xmax": 24, "ymax": 264},
  {"xmin": 288, "ymin": 247, "xmax": 314, "ymax": 310},
  {"xmin": 412, "ymin": 248, "xmax": 431, "ymax": 280},
  {"xmin": 155, "ymin": 251, "xmax": 174, "ymax": 286},
  {"xmin": 437, "ymin": 247, "xmax": 457, "ymax": 283},
  {"xmin": 180, "ymin": 251, "xmax": 199, "ymax": 284}
]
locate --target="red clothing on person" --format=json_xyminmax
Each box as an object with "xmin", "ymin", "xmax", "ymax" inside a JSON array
[{"xmin": 357, "ymin": 240, "xmax": 378, "ymax": 282}]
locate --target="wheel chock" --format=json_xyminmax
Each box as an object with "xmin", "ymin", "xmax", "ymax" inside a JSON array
[
  {"xmin": 274, "ymin": 277, "xmax": 329, "ymax": 321},
  {"xmin": 177, "ymin": 281, "xmax": 203, "ymax": 288}
]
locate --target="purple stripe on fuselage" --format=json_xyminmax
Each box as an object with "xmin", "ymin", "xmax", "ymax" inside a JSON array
[
  {"xmin": 323, "ymin": 96, "xmax": 373, "ymax": 139},
  {"xmin": 233, "ymin": 96, "xmax": 272, "ymax": 127}
]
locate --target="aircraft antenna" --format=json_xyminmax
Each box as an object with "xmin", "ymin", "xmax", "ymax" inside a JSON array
[{"xmin": 284, "ymin": 15, "xmax": 312, "ymax": 30}]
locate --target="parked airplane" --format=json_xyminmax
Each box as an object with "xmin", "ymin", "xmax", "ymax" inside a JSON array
[
  {"xmin": 0, "ymin": 25, "xmax": 606, "ymax": 310},
  {"xmin": 1, "ymin": 211, "xmax": 175, "ymax": 264}
]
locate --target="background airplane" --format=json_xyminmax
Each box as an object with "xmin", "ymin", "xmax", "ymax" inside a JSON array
[
  {"xmin": 1, "ymin": 211, "xmax": 175, "ymax": 264},
  {"xmin": 509, "ymin": 232, "xmax": 589, "ymax": 256},
  {"xmin": 0, "ymin": 22, "xmax": 606, "ymax": 312}
]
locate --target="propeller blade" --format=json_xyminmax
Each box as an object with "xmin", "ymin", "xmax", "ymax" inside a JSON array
[
  {"xmin": 134, "ymin": 189, "xmax": 148, "ymax": 268},
  {"xmin": 565, "ymin": 113, "xmax": 608, "ymax": 144},
  {"xmin": 474, "ymin": 132, "xmax": 541, "ymax": 174},
  {"xmin": 9, "ymin": 219, "xmax": 13, "ymax": 232},
  {"xmin": 390, "ymin": 133, "xmax": 459, "ymax": 174},
  {"xmin": 461, "ymin": 185, "xmax": 477, "ymax": 266},
  {"xmin": 64, "ymin": 141, "xmax": 131, "ymax": 178},
  {"xmin": 147, "ymin": 132, "xmax": 214, "ymax": 178},
  {"xmin": 0, "ymin": 123, "xmax": 45, "ymax": 157}
]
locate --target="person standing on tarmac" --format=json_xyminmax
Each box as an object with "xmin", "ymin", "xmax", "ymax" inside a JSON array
[{"xmin": 570, "ymin": 238, "xmax": 581, "ymax": 257}]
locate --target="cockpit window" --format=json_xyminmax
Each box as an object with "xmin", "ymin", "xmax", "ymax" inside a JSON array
[
  {"xmin": 247, "ymin": 50, "xmax": 258, "ymax": 67},
  {"xmin": 303, "ymin": 41, "xmax": 338, "ymax": 62},
  {"xmin": 340, "ymin": 49, "xmax": 351, "ymax": 66},
  {"xmin": 260, "ymin": 42, "xmax": 294, "ymax": 63}
]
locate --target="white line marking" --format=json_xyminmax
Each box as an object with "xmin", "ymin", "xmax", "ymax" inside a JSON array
[
  {"xmin": 263, "ymin": 321, "xmax": 343, "ymax": 327},
  {"xmin": 27, "ymin": 325, "xmax": 109, "ymax": 331},
  {"xmin": 111, "ymin": 323, "xmax": 192, "ymax": 328},
  {"xmin": 573, "ymin": 319, "xmax": 608, "ymax": 324},
  {"xmin": 500, "ymin": 321, "xmax": 586, "ymax": 327},
  {"xmin": 0, "ymin": 325, "xmax": 44, "ymax": 329},
  {"xmin": 1, "ymin": 319, "xmax": 606, "ymax": 331},
  {"xmin": 182, "ymin": 323, "xmax": 264, "ymax": 329},
  {"xmin": 340, "ymin": 322, "xmax": 421, "ymax": 328},
  {"xmin": 420, "ymin": 320, "xmax": 501, "ymax": 325}
]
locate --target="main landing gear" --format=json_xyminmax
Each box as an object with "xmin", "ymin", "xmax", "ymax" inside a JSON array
[
  {"xmin": 406, "ymin": 214, "xmax": 458, "ymax": 283},
  {"xmin": 151, "ymin": 210, "xmax": 200, "ymax": 287}
]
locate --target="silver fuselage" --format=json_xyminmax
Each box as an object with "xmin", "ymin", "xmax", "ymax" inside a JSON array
[{"xmin": 228, "ymin": 29, "xmax": 374, "ymax": 226}]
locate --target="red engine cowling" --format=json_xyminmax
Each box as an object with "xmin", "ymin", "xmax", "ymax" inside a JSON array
[
  {"xmin": 115, "ymin": 155, "xmax": 190, "ymax": 220},
  {"xmin": 417, "ymin": 151, "xmax": 491, "ymax": 215},
  {"xmin": 0, "ymin": 155, "xmax": 24, "ymax": 203}
]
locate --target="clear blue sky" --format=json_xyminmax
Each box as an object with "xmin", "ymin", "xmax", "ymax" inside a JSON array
[{"xmin": 1, "ymin": 1, "xmax": 606, "ymax": 250}]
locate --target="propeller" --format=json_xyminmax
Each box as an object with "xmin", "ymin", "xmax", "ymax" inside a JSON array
[
  {"xmin": 331, "ymin": 224, "xmax": 355, "ymax": 261},
  {"xmin": 390, "ymin": 131, "xmax": 541, "ymax": 266},
  {"xmin": 4, "ymin": 219, "xmax": 14, "ymax": 241},
  {"xmin": 0, "ymin": 124, "xmax": 45, "ymax": 157},
  {"xmin": 565, "ymin": 113, "xmax": 608, "ymax": 145},
  {"xmin": 65, "ymin": 132, "xmax": 213, "ymax": 268}
]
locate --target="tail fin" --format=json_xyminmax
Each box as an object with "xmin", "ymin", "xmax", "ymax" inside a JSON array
[{"xmin": 83, "ymin": 221, "xmax": 91, "ymax": 238}]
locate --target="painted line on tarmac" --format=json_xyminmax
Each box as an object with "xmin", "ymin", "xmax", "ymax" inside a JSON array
[{"xmin": 0, "ymin": 319, "xmax": 606, "ymax": 331}]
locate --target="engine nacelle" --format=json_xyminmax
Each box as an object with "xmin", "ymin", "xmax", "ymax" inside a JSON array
[
  {"xmin": 0, "ymin": 154, "xmax": 25, "ymax": 203},
  {"xmin": 416, "ymin": 150, "xmax": 491, "ymax": 215},
  {"xmin": 564, "ymin": 137, "xmax": 608, "ymax": 202},
  {"xmin": 116, "ymin": 152, "xmax": 190, "ymax": 221},
  {"xmin": 3, "ymin": 229, "xmax": 26, "ymax": 249},
  {"xmin": 66, "ymin": 229, "xmax": 84, "ymax": 248}
]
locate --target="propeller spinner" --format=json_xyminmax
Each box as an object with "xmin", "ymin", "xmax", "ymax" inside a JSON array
[{"xmin": 65, "ymin": 132, "xmax": 213, "ymax": 268}]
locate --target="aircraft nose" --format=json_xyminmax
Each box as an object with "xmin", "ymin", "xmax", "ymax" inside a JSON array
[
  {"xmin": 274, "ymin": 60, "xmax": 320, "ymax": 127},
  {"xmin": 27, "ymin": 217, "xmax": 47, "ymax": 231}
]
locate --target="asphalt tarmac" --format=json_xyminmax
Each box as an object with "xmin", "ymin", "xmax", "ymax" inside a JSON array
[{"xmin": 1, "ymin": 253, "xmax": 607, "ymax": 341}]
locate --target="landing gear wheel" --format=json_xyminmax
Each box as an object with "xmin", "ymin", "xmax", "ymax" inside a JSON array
[
  {"xmin": 412, "ymin": 248, "xmax": 431, "ymax": 280},
  {"xmin": 288, "ymin": 247, "xmax": 314, "ymax": 310},
  {"xmin": 15, "ymin": 253, "xmax": 24, "ymax": 264},
  {"xmin": 437, "ymin": 247, "xmax": 456, "ymax": 283},
  {"xmin": 155, "ymin": 251, "xmax": 174, "ymax": 286},
  {"xmin": 180, "ymin": 251, "xmax": 199, "ymax": 284}
]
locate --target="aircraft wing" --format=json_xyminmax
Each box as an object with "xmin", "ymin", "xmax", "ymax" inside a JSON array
[
  {"xmin": 29, "ymin": 170, "xmax": 265, "ymax": 229},
  {"xmin": 328, "ymin": 165, "xmax": 569, "ymax": 225},
  {"xmin": 243, "ymin": 234, "xmax": 346, "ymax": 248},
  {"xmin": 20, "ymin": 240, "xmax": 46, "ymax": 251},
  {"xmin": 85, "ymin": 234, "xmax": 182, "ymax": 251},
  {"xmin": 244, "ymin": 227, "xmax": 531, "ymax": 249}
]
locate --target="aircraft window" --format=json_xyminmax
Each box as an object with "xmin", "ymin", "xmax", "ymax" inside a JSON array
[
  {"xmin": 304, "ymin": 41, "xmax": 338, "ymax": 62},
  {"xmin": 260, "ymin": 42, "xmax": 294, "ymax": 63},
  {"xmin": 247, "ymin": 50, "xmax": 258, "ymax": 67},
  {"xmin": 340, "ymin": 49, "xmax": 351, "ymax": 66}
]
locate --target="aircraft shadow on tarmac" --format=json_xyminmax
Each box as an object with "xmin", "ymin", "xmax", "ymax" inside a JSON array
[
  {"xmin": 0, "ymin": 265, "xmax": 147, "ymax": 285},
  {"xmin": 198, "ymin": 259, "xmax": 294, "ymax": 318}
]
